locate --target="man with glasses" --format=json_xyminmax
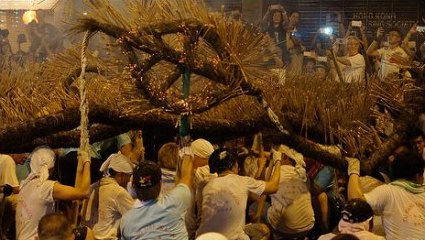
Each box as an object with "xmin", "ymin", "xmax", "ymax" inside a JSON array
[{"xmin": 366, "ymin": 27, "xmax": 409, "ymax": 80}]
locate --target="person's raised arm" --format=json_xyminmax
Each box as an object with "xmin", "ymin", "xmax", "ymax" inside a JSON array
[
  {"xmin": 346, "ymin": 157, "xmax": 365, "ymax": 200},
  {"xmin": 53, "ymin": 151, "xmax": 91, "ymax": 201},
  {"xmin": 177, "ymin": 146, "xmax": 194, "ymax": 187},
  {"xmin": 336, "ymin": 12, "xmax": 345, "ymax": 38},
  {"xmin": 401, "ymin": 23, "xmax": 417, "ymax": 58},
  {"xmin": 366, "ymin": 27, "xmax": 384, "ymax": 58},
  {"xmin": 263, "ymin": 149, "xmax": 281, "ymax": 194},
  {"xmin": 359, "ymin": 24, "xmax": 369, "ymax": 48}
]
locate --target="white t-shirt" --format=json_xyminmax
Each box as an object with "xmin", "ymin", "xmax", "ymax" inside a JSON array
[
  {"xmin": 318, "ymin": 231, "xmax": 385, "ymax": 240},
  {"xmin": 16, "ymin": 179, "xmax": 56, "ymax": 240},
  {"xmin": 267, "ymin": 165, "xmax": 314, "ymax": 234},
  {"xmin": 186, "ymin": 165, "xmax": 217, "ymax": 239},
  {"xmin": 0, "ymin": 154, "xmax": 19, "ymax": 188},
  {"xmin": 92, "ymin": 177, "xmax": 134, "ymax": 239},
  {"xmin": 197, "ymin": 174, "xmax": 265, "ymax": 240},
  {"xmin": 341, "ymin": 53, "xmax": 365, "ymax": 83},
  {"xmin": 364, "ymin": 184, "xmax": 425, "ymax": 240},
  {"xmin": 377, "ymin": 46, "xmax": 408, "ymax": 80}
]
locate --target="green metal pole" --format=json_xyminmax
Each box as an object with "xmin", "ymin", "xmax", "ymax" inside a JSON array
[{"xmin": 179, "ymin": 67, "xmax": 190, "ymax": 137}]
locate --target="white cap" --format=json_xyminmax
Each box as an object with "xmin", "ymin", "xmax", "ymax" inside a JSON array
[
  {"xmin": 196, "ymin": 232, "xmax": 228, "ymax": 240},
  {"xmin": 191, "ymin": 138, "xmax": 214, "ymax": 159}
]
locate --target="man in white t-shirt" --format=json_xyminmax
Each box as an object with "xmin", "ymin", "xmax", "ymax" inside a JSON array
[
  {"xmin": 120, "ymin": 147, "xmax": 193, "ymax": 239},
  {"xmin": 185, "ymin": 138, "xmax": 216, "ymax": 240},
  {"xmin": 196, "ymin": 148, "xmax": 281, "ymax": 240},
  {"xmin": 266, "ymin": 145, "xmax": 314, "ymax": 238},
  {"xmin": 367, "ymin": 27, "xmax": 409, "ymax": 80},
  {"xmin": 84, "ymin": 153, "xmax": 134, "ymax": 239},
  {"xmin": 347, "ymin": 151, "xmax": 425, "ymax": 240},
  {"xmin": 336, "ymin": 36, "xmax": 365, "ymax": 83}
]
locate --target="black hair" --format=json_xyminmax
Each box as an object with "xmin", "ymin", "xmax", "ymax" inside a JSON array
[
  {"xmin": 108, "ymin": 168, "xmax": 117, "ymax": 177},
  {"xmin": 288, "ymin": 10, "xmax": 300, "ymax": 17},
  {"xmin": 331, "ymin": 234, "xmax": 360, "ymax": 240},
  {"xmin": 387, "ymin": 27, "xmax": 402, "ymax": 37},
  {"xmin": 38, "ymin": 213, "xmax": 73, "ymax": 240},
  {"xmin": 209, "ymin": 148, "xmax": 238, "ymax": 174},
  {"xmin": 392, "ymin": 151, "xmax": 425, "ymax": 181},
  {"xmin": 73, "ymin": 226, "xmax": 88, "ymax": 240},
  {"xmin": 407, "ymin": 127, "xmax": 425, "ymax": 140}
]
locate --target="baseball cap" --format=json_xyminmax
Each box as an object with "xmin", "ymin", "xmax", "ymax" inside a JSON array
[
  {"xmin": 341, "ymin": 198, "xmax": 373, "ymax": 223},
  {"xmin": 133, "ymin": 161, "xmax": 162, "ymax": 189}
]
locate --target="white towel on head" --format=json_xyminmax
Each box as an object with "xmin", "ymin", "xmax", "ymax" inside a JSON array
[
  {"xmin": 21, "ymin": 147, "xmax": 55, "ymax": 187},
  {"xmin": 99, "ymin": 153, "xmax": 133, "ymax": 176},
  {"xmin": 278, "ymin": 144, "xmax": 307, "ymax": 182},
  {"xmin": 191, "ymin": 138, "xmax": 214, "ymax": 159}
]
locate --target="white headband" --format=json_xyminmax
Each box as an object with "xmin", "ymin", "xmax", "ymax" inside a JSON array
[{"xmin": 99, "ymin": 153, "xmax": 133, "ymax": 176}]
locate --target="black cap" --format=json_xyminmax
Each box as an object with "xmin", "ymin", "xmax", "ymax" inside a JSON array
[
  {"xmin": 133, "ymin": 161, "xmax": 162, "ymax": 189},
  {"xmin": 209, "ymin": 148, "xmax": 237, "ymax": 174},
  {"xmin": 341, "ymin": 198, "xmax": 373, "ymax": 223}
]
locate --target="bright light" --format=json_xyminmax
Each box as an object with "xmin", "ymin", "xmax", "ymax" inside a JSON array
[
  {"xmin": 320, "ymin": 27, "xmax": 333, "ymax": 36},
  {"xmin": 22, "ymin": 10, "xmax": 38, "ymax": 24}
]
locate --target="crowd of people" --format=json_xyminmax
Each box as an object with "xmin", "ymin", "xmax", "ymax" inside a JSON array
[
  {"xmin": 257, "ymin": 4, "xmax": 424, "ymax": 84},
  {"xmin": 0, "ymin": 127, "xmax": 424, "ymax": 240},
  {"xmin": 0, "ymin": 3, "xmax": 425, "ymax": 240}
]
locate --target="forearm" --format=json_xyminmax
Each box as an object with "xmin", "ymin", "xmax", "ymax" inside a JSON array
[
  {"xmin": 337, "ymin": 56, "xmax": 351, "ymax": 66},
  {"xmin": 361, "ymin": 32, "xmax": 369, "ymax": 48},
  {"xmin": 338, "ymin": 22, "xmax": 345, "ymax": 38},
  {"xmin": 264, "ymin": 162, "xmax": 281, "ymax": 194},
  {"xmin": 79, "ymin": 162, "xmax": 91, "ymax": 193},
  {"xmin": 347, "ymin": 174, "xmax": 365, "ymax": 200},
  {"xmin": 366, "ymin": 41, "xmax": 379, "ymax": 56},
  {"xmin": 178, "ymin": 155, "xmax": 193, "ymax": 186}
]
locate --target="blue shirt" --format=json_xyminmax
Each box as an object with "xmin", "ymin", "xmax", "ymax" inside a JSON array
[{"xmin": 120, "ymin": 183, "xmax": 191, "ymax": 240}]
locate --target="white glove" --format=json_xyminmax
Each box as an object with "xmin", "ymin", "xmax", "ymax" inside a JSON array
[{"xmin": 346, "ymin": 157, "xmax": 360, "ymax": 176}]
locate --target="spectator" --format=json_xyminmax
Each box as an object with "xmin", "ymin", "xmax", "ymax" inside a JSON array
[
  {"xmin": 315, "ymin": 61, "xmax": 329, "ymax": 81},
  {"xmin": 119, "ymin": 150, "xmax": 193, "ymax": 239},
  {"xmin": 285, "ymin": 11, "xmax": 305, "ymax": 76},
  {"xmin": 37, "ymin": 213, "xmax": 74, "ymax": 240},
  {"xmin": 16, "ymin": 147, "xmax": 91, "ymax": 240},
  {"xmin": 262, "ymin": 5, "xmax": 287, "ymax": 62},
  {"xmin": 366, "ymin": 27, "xmax": 409, "ymax": 80},
  {"xmin": 335, "ymin": 36, "xmax": 366, "ymax": 83},
  {"xmin": 347, "ymin": 151, "xmax": 425, "ymax": 239},
  {"xmin": 196, "ymin": 148, "xmax": 281, "ymax": 240},
  {"xmin": 318, "ymin": 198, "xmax": 385, "ymax": 240}
]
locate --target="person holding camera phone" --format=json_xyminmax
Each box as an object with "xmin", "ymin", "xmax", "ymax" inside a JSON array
[
  {"xmin": 366, "ymin": 27, "xmax": 409, "ymax": 80},
  {"xmin": 334, "ymin": 35, "xmax": 366, "ymax": 84}
]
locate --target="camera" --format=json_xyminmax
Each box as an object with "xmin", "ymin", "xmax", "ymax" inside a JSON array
[{"xmin": 417, "ymin": 26, "xmax": 425, "ymax": 32}]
